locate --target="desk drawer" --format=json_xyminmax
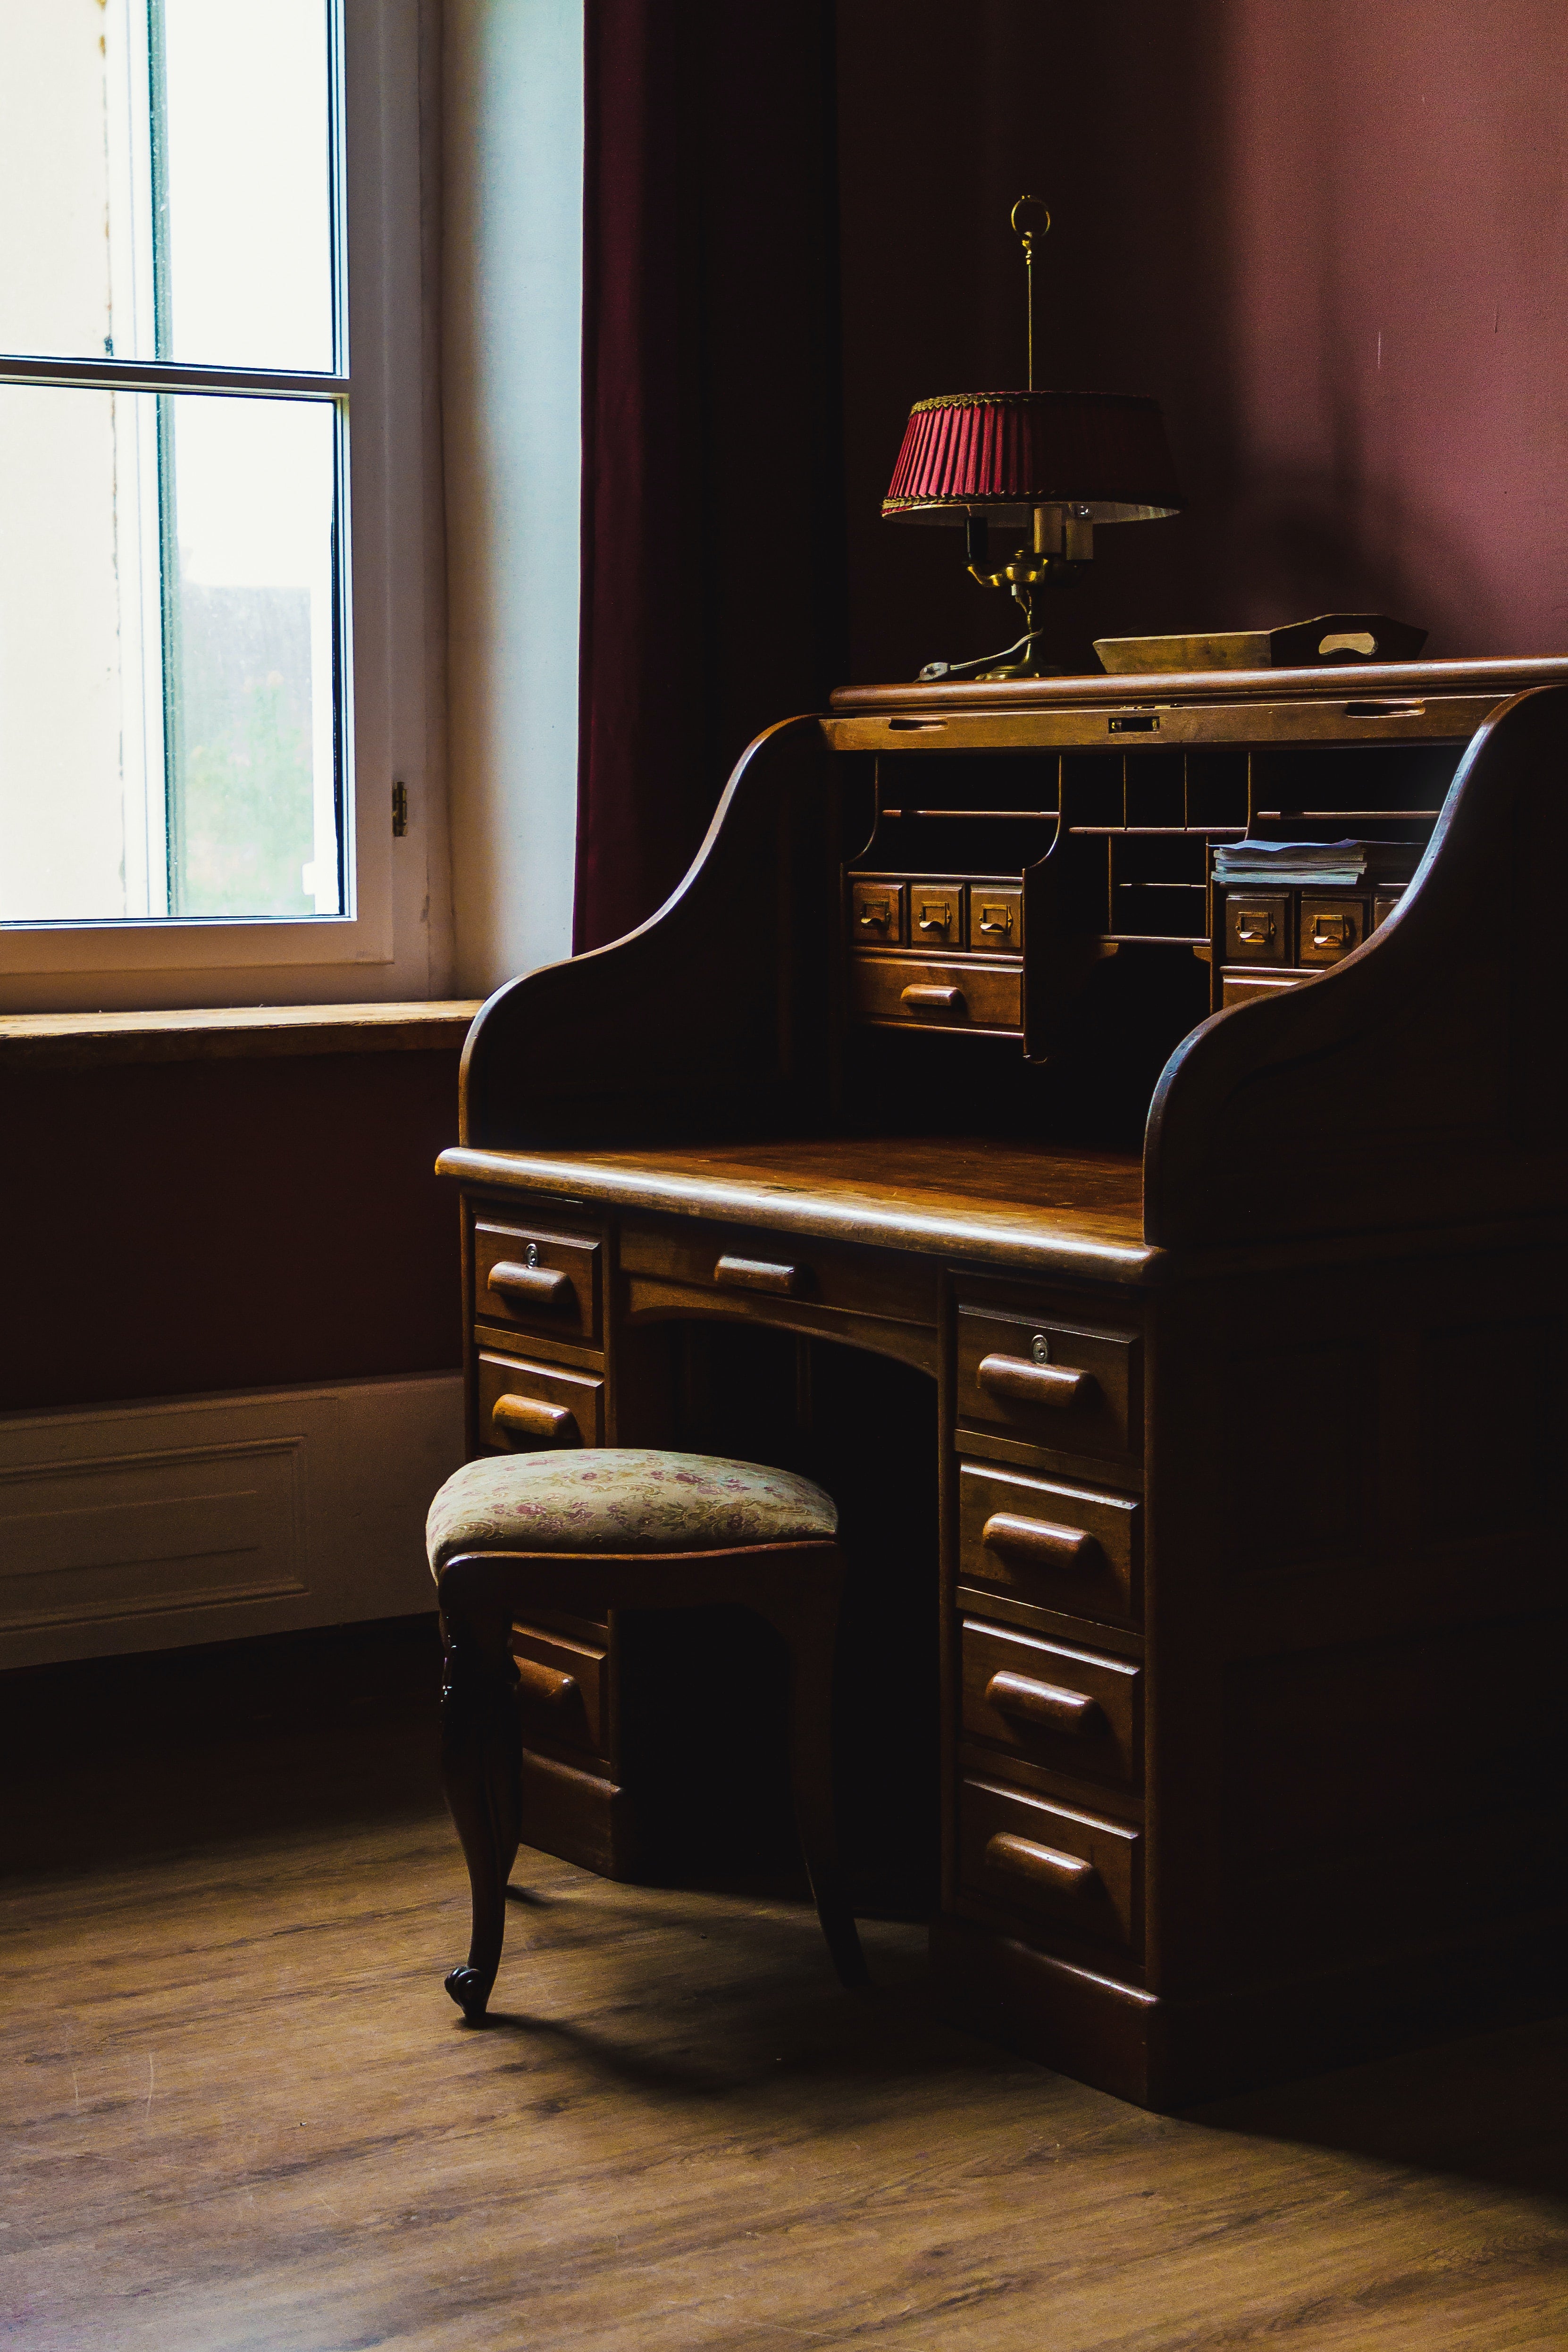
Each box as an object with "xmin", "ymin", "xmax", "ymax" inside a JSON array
[
  {"xmin": 960, "ymin": 1776, "xmax": 1141, "ymax": 1952},
  {"xmin": 1223, "ymin": 890, "xmax": 1288, "ymax": 963},
  {"xmin": 511, "ymin": 1619, "xmax": 608, "ymax": 1757},
  {"xmin": 908, "ymin": 880, "xmax": 963, "ymax": 947},
  {"xmin": 618, "ymin": 1220, "xmax": 938, "ymax": 1329},
  {"xmin": 849, "ymin": 877, "xmax": 906, "ymax": 945},
  {"xmin": 1299, "ymin": 894, "xmax": 1368, "ymax": 965},
  {"xmin": 474, "ymin": 1219, "xmax": 602, "ymax": 1346},
  {"xmin": 956, "ymin": 1304, "xmax": 1140, "ymax": 1460},
  {"xmin": 961, "ymin": 1619, "xmax": 1141, "ymax": 1786},
  {"xmin": 958, "ymin": 1461, "xmax": 1142, "ymax": 1625},
  {"xmin": 851, "ymin": 952, "xmax": 1023, "ymax": 1034},
  {"xmin": 478, "ymin": 1350, "xmax": 604, "ymax": 1450},
  {"xmin": 968, "ymin": 883, "xmax": 1023, "ymax": 954}
]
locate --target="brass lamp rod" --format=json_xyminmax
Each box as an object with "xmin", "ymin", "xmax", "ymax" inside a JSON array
[{"xmin": 1011, "ymin": 194, "xmax": 1050, "ymax": 391}]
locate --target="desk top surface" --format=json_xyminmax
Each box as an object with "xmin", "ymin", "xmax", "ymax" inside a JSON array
[{"xmin": 439, "ymin": 1133, "xmax": 1154, "ymax": 1282}]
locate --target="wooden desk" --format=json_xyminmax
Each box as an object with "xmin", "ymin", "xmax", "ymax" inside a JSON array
[{"xmin": 439, "ymin": 660, "xmax": 1567, "ymax": 2107}]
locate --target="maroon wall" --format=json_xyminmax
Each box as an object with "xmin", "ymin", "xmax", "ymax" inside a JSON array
[
  {"xmin": 836, "ymin": 0, "xmax": 1568, "ymax": 686},
  {"xmin": 2, "ymin": 1052, "xmax": 462, "ymax": 1414}
]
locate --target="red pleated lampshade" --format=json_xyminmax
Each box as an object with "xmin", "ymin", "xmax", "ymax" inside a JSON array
[{"xmin": 883, "ymin": 389, "xmax": 1182, "ymax": 524}]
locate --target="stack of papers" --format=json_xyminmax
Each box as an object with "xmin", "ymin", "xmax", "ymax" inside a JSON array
[{"xmin": 1213, "ymin": 839, "xmax": 1425, "ymax": 889}]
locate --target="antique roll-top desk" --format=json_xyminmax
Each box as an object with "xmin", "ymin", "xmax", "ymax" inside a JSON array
[{"xmin": 438, "ymin": 656, "xmax": 1567, "ymax": 2108}]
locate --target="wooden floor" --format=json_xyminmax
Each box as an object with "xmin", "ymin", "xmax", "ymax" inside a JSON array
[{"xmin": 3, "ymin": 1619, "xmax": 1564, "ymax": 2351}]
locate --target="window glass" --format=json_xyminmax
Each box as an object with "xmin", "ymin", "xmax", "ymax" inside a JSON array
[
  {"xmin": 0, "ymin": 386, "xmax": 339, "ymax": 923},
  {"xmin": 0, "ymin": 1, "xmax": 346, "ymax": 934},
  {"xmin": 0, "ymin": 0, "xmax": 335, "ymax": 371}
]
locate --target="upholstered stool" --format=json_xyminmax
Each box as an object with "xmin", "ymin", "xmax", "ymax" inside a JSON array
[{"xmin": 428, "ymin": 1447, "xmax": 867, "ymax": 2017}]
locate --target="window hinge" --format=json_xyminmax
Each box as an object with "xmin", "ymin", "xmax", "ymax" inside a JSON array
[{"xmin": 392, "ymin": 780, "xmax": 409, "ymax": 837}]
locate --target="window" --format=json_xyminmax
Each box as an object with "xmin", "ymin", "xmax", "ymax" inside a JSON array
[{"xmin": 0, "ymin": 0, "xmax": 437, "ymax": 1009}]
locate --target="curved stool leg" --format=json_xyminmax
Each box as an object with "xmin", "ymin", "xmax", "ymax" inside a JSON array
[
  {"xmin": 765, "ymin": 1571, "xmax": 869, "ymax": 1990},
  {"xmin": 438, "ymin": 1602, "xmax": 522, "ymax": 2019}
]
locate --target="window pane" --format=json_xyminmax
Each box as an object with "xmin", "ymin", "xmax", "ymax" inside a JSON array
[
  {"xmin": 0, "ymin": 0, "xmax": 334, "ymax": 372},
  {"xmin": 0, "ymin": 386, "xmax": 341, "ymax": 925},
  {"xmin": 159, "ymin": 0, "xmax": 335, "ymax": 371}
]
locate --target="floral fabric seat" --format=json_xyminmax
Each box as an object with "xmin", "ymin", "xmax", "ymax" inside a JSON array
[{"xmin": 426, "ymin": 1448, "xmax": 838, "ymax": 1574}]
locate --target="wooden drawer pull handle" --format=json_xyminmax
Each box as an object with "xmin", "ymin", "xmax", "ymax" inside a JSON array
[
  {"xmin": 977, "ymin": 1351, "xmax": 1093, "ymax": 1409},
  {"xmin": 490, "ymin": 1393, "xmax": 580, "ymax": 1447},
  {"xmin": 488, "ymin": 1259, "xmax": 574, "ymax": 1310},
  {"xmin": 900, "ymin": 983, "xmax": 964, "ymax": 1011},
  {"xmin": 514, "ymin": 1657, "xmax": 580, "ymax": 1708},
  {"xmin": 713, "ymin": 1254, "xmax": 804, "ymax": 1296},
  {"xmin": 981, "ymin": 1512, "xmax": 1100, "ymax": 1571},
  {"xmin": 984, "ymin": 1831, "xmax": 1098, "ymax": 1899},
  {"xmin": 985, "ymin": 1670, "xmax": 1100, "ymax": 1735}
]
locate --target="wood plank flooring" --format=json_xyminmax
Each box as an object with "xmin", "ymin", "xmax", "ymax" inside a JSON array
[{"xmin": 3, "ymin": 1619, "xmax": 1564, "ymax": 2350}]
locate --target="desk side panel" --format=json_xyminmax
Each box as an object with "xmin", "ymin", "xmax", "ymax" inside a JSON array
[
  {"xmin": 459, "ymin": 719, "xmax": 839, "ymax": 1152},
  {"xmin": 1143, "ymin": 683, "xmax": 1568, "ymax": 1251}
]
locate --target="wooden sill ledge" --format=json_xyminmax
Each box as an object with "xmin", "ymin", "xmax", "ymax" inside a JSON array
[{"xmin": 0, "ymin": 999, "xmax": 483, "ymax": 1070}]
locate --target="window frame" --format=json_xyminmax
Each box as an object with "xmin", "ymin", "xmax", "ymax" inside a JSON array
[{"xmin": 0, "ymin": 0, "xmax": 438, "ymax": 1012}]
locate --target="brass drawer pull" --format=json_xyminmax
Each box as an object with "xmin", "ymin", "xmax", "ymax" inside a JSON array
[
  {"xmin": 1234, "ymin": 911, "xmax": 1274, "ymax": 944},
  {"xmin": 976, "ymin": 903, "xmax": 1013, "ymax": 936},
  {"xmin": 488, "ymin": 1258, "xmax": 574, "ymax": 1310},
  {"xmin": 491, "ymin": 1393, "xmax": 579, "ymax": 1447},
  {"xmin": 977, "ymin": 1350, "xmax": 1093, "ymax": 1409},
  {"xmin": 984, "ymin": 1670, "xmax": 1100, "ymax": 1735},
  {"xmin": 984, "ymin": 1830, "xmax": 1098, "ymax": 1899},
  {"xmin": 515, "ymin": 1657, "xmax": 580, "ymax": 1708},
  {"xmin": 713, "ymin": 1254, "xmax": 804, "ymax": 1296},
  {"xmin": 857, "ymin": 899, "xmax": 892, "ymax": 928},
  {"xmin": 981, "ymin": 1511, "xmax": 1100, "ymax": 1570},
  {"xmin": 916, "ymin": 902, "xmax": 954, "ymax": 931},
  {"xmin": 1311, "ymin": 913, "xmax": 1352, "ymax": 947},
  {"xmin": 901, "ymin": 983, "xmax": 964, "ymax": 1011}
]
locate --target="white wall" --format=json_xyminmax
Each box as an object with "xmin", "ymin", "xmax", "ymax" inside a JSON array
[{"xmin": 443, "ymin": 0, "xmax": 583, "ymax": 998}]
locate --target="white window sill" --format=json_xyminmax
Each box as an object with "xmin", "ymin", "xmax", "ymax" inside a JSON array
[{"xmin": 0, "ymin": 999, "xmax": 481, "ymax": 1069}]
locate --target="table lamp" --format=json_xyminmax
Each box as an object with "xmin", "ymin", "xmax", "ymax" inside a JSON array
[{"xmin": 883, "ymin": 197, "xmax": 1184, "ymax": 680}]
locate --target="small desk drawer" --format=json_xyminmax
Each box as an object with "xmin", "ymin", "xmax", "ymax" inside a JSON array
[
  {"xmin": 1223, "ymin": 890, "xmax": 1289, "ymax": 963},
  {"xmin": 908, "ymin": 880, "xmax": 963, "ymax": 946},
  {"xmin": 968, "ymin": 884, "xmax": 1023, "ymax": 954},
  {"xmin": 618, "ymin": 1220, "xmax": 938, "ymax": 1329},
  {"xmin": 511, "ymin": 1619, "xmax": 608, "ymax": 1757},
  {"xmin": 478, "ymin": 1350, "xmax": 604, "ymax": 1450},
  {"xmin": 956, "ymin": 1304, "xmax": 1140, "ymax": 1460},
  {"xmin": 849, "ymin": 878, "xmax": 905, "ymax": 944},
  {"xmin": 960, "ymin": 1776, "xmax": 1141, "ymax": 1952},
  {"xmin": 851, "ymin": 953, "xmax": 1023, "ymax": 1034},
  {"xmin": 474, "ymin": 1219, "xmax": 601, "ymax": 1345},
  {"xmin": 961, "ymin": 1619, "xmax": 1141, "ymax": 1785},
  {"xmin": 958, "ymin": 1460, "xmax": 1142, "ymax": 1624},
  {"xmin": 1299, "ymin": 894, "xmax": 1368, "ymax": 964}
]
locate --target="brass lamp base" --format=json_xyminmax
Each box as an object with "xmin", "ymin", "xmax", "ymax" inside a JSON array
[
  {"xmin": 916, "ymin": 511, "xmax": 1085, "ymax": 683},
  {"xmin": 918, "ymin": 628, "xmax": 1063, "ymax": 685}
]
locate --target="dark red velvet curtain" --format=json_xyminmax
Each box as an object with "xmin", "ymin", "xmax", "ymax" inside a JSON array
[{"xmin": 575, "ymin": 0, "xmax": 846, "ymax": 952}]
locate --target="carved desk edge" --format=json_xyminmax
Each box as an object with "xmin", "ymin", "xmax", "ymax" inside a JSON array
[
  {"xmin": 826, "ymin": 652, "xmax": 1568, "ymax": 718},
  {"xmin": 436, "ymin": 1144, "xmax": 1158, "ymax": 1284},
  {"xmin": 437, "ymin": 1144, "xmax": 1562, "ymax": 1295}
]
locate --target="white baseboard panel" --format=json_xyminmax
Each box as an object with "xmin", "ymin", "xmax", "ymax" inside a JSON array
[{"xmin": 0, "ymin": 1373, "xmax": 464, "ymax": 1669}]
